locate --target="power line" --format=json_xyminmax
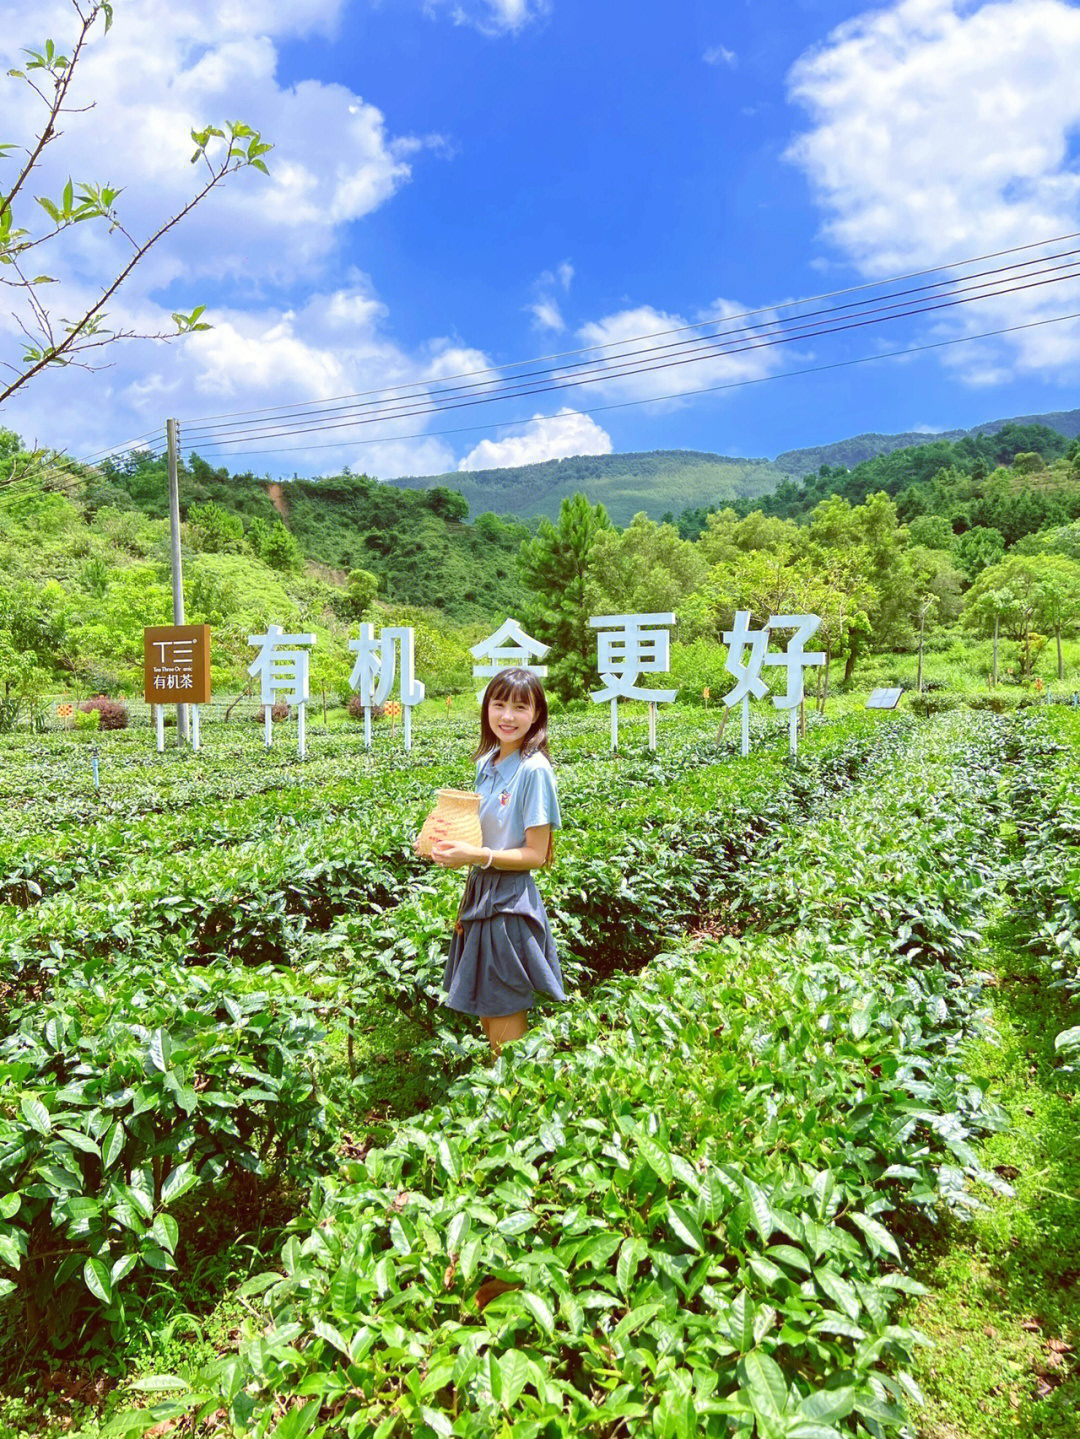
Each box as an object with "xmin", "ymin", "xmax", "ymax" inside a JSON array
[
  {"xmin": 6, "ymin": 305, "xmax": 1078, "ymax": 495},
  {"xmin": 78, "ymin": 426, "xmax": 166, "ymax": 465},
  {"xmin": 171, "ymin": 264, "xmax": 1080, "ymax": 453},
  {"xmin": 176, "ymin": 308, "xmax": 1080, "ymax": 464},
  {"xmin": 178, "ymin": 244, "xmax": 1080, "ymax": 443},
  {"xmin": 170, "ymin": 228, "xmax": 1080, "ymax": 428}
]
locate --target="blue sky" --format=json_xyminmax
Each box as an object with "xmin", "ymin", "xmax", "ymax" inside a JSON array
[{"xmin": 3, "ymin": 0, "xmax": 1080, "ymax": 478}]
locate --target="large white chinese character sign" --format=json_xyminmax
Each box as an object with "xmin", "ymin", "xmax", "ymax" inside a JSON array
[
  {"xmin": 590, "ymin": 612, "xmax": 677, "ymax": 751},
  {"xmin": 248, "ymin": 624, "xmax": 316, "ymax": 757},
  {"xmin": 722, "ymin": 611, "xmax": 769, "ymax": 758},
  {"xmin": 471, "ymin": 618, "xmax": 549, "ymax": 701},
  {"xmin": 144, "ymin": 625, "xmax": 210, "ymax": 754},
  {"xmin": 722, "ymin": 612, "xmax": 824, "ymax": 756},
  {"xmin": 348, "ymin": 624, "xmax": 425, "ymax": 751}
]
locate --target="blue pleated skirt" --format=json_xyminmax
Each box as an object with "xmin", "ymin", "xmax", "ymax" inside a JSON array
[{"xmin": 442, "ymin": 867, "xmax": 567, "ymax": 1018}]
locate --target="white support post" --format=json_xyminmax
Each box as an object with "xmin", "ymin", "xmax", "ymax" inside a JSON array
[
  {"xmin": 364, "ymin": 706, "xmax": 372, "ymax": 749},
  {"xmin": 298, "ymin": 702, "xmax": 307, "ymax": 760},
  {"xmin": 192, "ymin": 705, "xmax": 200, "ymax": 752},
  {"xmin": 403, "ymin": 705, "xmax": 412, "ymax": 753},
  {"xmin": 610, "ymin": 698, "xmax": 618, "ymax": 752},
  {"xmin": 156, "ymin": 705, "xmax": 165, "ymax": 753},
  {"xmin": 648, "ymin": 701, "xmax": 657, "ymax": 752},
  {"xmin": 789, "ymin": 707, "xmax": 798, "ymax": 757},
  {"xmin": 264, "ymin": 706, "xmax": 273, "ymax": 750},
  {"xmin": 740, "ymin": 697, "xmax": 750, "ymax": 757}
]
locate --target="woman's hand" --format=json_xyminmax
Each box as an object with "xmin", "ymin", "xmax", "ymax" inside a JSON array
[{"xmin": 432, "ymin": 839, "xmax": 483, "ymax": 869}]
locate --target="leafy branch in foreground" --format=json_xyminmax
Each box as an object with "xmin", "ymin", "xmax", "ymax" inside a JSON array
[{"xmin": 0, "ymin": 0, "xmax": 272, "ymax": 409}]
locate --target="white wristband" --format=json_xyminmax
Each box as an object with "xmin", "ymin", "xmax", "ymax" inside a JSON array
[{"xmin": 482, "ymin": 848, "xmax": 494, "ymax": 869}]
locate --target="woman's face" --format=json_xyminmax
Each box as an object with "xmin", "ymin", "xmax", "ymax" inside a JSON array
[{"xmin": 488, "ymin": 689, "xmax": 536, "ymax": 749}]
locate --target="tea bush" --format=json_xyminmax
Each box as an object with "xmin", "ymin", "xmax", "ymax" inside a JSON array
[{"xmin": 0, "ymin": 959, "xmax": 331, "ymax": 1350}]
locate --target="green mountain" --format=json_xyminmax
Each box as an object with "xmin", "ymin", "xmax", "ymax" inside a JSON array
[
  {"xmin": 390, "ymin": 450, "xmax": 782, "ymax": 527},
  {"xmin": 389, "ymin": 409, "xmax": 1080, "ymax": 526},
  {"xmin": 772, "ymin": 408, "xmax": 1080, "ymax": 475}
]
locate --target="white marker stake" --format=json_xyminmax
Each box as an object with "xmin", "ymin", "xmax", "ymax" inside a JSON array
[
  {"xmin": 156, "ymin": 705, "xmax": 164, "ymax": 753},
  {"xmin": 298, "ymin": 702, "xmax": 307, "ymax": 760},
  {"xmin": 404, "ymin": 706, "xmax": 412, "ymax": 753},
  {"xmin": 192, "ymin": 705, "xmax": 200, "ymax": 752},
  {"xmin": 610, "ymin": 697, "xmax": 618, "ymax": 752},
  {"xmin": 364, "ymin": 706, "xmax": 372, "ymax": 750},
  {"xmin": 264, "ymin": 706, "xmax": 273, "ymax": 750},
  {"xmin": 648, "ymin": 701, "xmax": 657, "ymax": 752},
  {"xmin": 741, "ymin": 697, "xmax": 750, "ymax": 757},
  {"xmin": 789, "ymin": 707, "xmax": 798, "ymax": 757}
]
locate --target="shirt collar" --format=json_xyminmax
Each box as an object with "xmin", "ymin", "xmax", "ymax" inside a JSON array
[{"xmin": 482, "ymin": 747, "xmax": 523, "ymax": 780}]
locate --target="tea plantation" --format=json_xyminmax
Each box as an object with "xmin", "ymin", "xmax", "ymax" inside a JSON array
[{"xmin": 0, "ymin": 705, "xmax": 1078, "ymax": 1439}]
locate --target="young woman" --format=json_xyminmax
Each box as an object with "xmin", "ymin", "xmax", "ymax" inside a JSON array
[{"xmin": 424, "ymin": 667, "xmax": 565, "ymax": 1057}]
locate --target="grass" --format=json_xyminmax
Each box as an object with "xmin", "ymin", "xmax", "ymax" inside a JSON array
[{"xmin": 902, "ymin": 926, "xmax": 1080, "ymax": 1438}]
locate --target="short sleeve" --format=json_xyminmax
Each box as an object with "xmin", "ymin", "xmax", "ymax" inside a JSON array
[{"xmin": 520, "ymin": 758, "xmax": 561, "ymax": 832}]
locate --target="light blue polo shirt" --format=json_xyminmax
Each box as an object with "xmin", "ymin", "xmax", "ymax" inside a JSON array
[{"xmin": 475, "ymin": 748, "xmax": 561, "ymax": 853}]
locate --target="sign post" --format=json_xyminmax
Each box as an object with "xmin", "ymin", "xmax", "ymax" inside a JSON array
[{"xmin": 144, "ymin": 625, "xmax": 211, "ymax": 748}]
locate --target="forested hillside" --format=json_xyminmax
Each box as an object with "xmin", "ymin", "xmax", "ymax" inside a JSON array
[
  {"xmin": 391, "ymin": 408, "xmax": 1080, "ymax": 526},
  {"xmin": 391, "ymin": 449, "xmax": 782, "ymax": 526},
  {"xmin": 87, "ymin": 449, "xmax": 531, "ymax": 620},
  {"xmin": 772, "ymin": 406, "xmax": 1080, "ymax": 475},
  {"xmin": 2, "ymin": 419, "xmax": 1079, "ymax": 719}
]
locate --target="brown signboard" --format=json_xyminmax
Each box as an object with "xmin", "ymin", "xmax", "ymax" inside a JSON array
[{"xmin": 144, "ymin": 625, "xmax": 211, "ymax": 704}]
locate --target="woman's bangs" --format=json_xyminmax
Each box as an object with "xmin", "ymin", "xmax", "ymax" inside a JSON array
[{"xmin": 488, "ymin": 673, "xmax": 537, "ymax": 708}]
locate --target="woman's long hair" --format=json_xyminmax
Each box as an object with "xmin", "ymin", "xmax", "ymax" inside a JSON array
[{"xmin": 474, "ymin": 667, "xmax": 551, "ymax": 763}]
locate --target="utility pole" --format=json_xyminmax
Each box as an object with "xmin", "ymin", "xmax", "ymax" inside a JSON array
[{"xmin": 166, "ymin": 418, "xmax": 189, "ymax": 742}]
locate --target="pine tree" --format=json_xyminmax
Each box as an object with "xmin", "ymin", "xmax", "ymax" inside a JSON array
[{"xmin": 518, "ymin": 493, "xmax": 611, "ymax": 700}]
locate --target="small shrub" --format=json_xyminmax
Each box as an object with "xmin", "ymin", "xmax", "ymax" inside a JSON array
[
  {"xmin": 256, "ymin": 702, "xmax": 290, "ymax": 724},
  {"xmin": 78, "ymin": 695, "xmax": 128, "ymax": 730},
  {"xmin": 346, "ymin": 695, "xmax": 385, "ymax": 721},
  {"xmin": 73, "ymin": 708, "xmax": 100, "ymax": 732},
  {"xmin": 909, "ymin": 691, "xmax": 960, "ymax": 717}
]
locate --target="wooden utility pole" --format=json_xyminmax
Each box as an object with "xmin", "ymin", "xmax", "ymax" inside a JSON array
[{"xmin": 166, "ymin": 418, "xmax": 189, "ymax": 741}]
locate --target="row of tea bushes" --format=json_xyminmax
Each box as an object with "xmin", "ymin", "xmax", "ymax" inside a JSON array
[
  {"xmin": 1007, "ymin": 708, "xmax": 1080, "ymax": 1061},
  {"xmin": 104, "ymin": 716, "xmax": 1029, "ymax": 1437},
  {"xmin": 1, "ymin": 718, "xmax": 893, "ymax": 1004},
  {"xmin": 0, "ymin": 718, "xmax": 885, "ymax": 1354},
  {"xmin": 0, "ymin": 708, "xmax": 767, "ymax": 838}
]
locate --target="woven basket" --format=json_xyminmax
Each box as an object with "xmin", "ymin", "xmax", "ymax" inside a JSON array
[{"xmin": 416, "ymin": 788, "xmax": 483, "ymax": 858}]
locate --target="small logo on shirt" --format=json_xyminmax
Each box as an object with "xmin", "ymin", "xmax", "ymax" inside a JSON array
[{"xmin": 499, "ymin": 789, "xmax": 511, "ymax": 807}]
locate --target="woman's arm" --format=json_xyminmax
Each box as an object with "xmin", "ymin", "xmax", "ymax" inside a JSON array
[{"xmin": 432, "ymin": 823, "xmax": 551, "ymax": 872}]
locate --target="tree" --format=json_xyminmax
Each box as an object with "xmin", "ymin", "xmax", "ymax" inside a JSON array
[
  {"xmin": 259, "ymin": 519, "xmax": 304, "ymax": 574},
  {"xmin": 426, "ymin": 487, "xmax": 469, "ymax": 522},
  {"xmin": 953, "ymin": 525, "xmax": 1005, "ymax": 580},
  {"xmin": 963, "ymin": 557, "xmax": 1047, "ymax": 680},
  {"xmin": 187, "ymin": 501, "xmax": 244, "ymax": 554},
  {"xmin": 585, "ymin": 512, "xmax": 707, "ymax": 619},
  {"xmin": 907, "ymin": 514, "xmax": 954, "ymax": 550},
  {"xmin": 807, "ymin": 491, "xmax": 914, "ymax": 679},
  {"xmin": 342, "ymin": 567, "xmax": 378, "ymax": 620},
  {"xmin": 1031, "ymin": 554, "xmax": 1080, "ymax": 682},
  {"xmin": 1, "ymin": 1, "xmax": 272, "ymax": 408},
  {"xmin": 518, "ymin": 492, "xmax": 611, "ymax": 699}
]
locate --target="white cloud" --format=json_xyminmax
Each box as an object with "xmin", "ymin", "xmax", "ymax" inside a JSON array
[
  {"xmin": 786, "ymin": 0, "xmax": 1080, "ymax": 380},
  {"xmin": 458, "ymin": 408, "xmax": 612, "ymax": 470},
  {"xmin": 426, "ymin": 0, "xmax": 551, "ymax": 37},
  {"xmin": 529, "ymin": 299, "xmax": 565, "ymax": 332},
  {"xmin": 0, "ymin": 1, "xmax": 472, "ymax": 480},
  {"xmin": 539, "ymin": 261, "xmax": 574, "ymax": 291},
  {"xmin": 573, "ymin": 300, "xmax": 788, "ymax": 406},
  {"xmin": 703, "ymin": 44, "xmax": 737, "ymax": 66}
]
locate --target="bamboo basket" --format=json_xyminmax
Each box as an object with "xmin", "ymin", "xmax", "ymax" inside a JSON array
[{"xmin": 416, "ymin": 789, "xmax": 483, "ymax": 858}]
